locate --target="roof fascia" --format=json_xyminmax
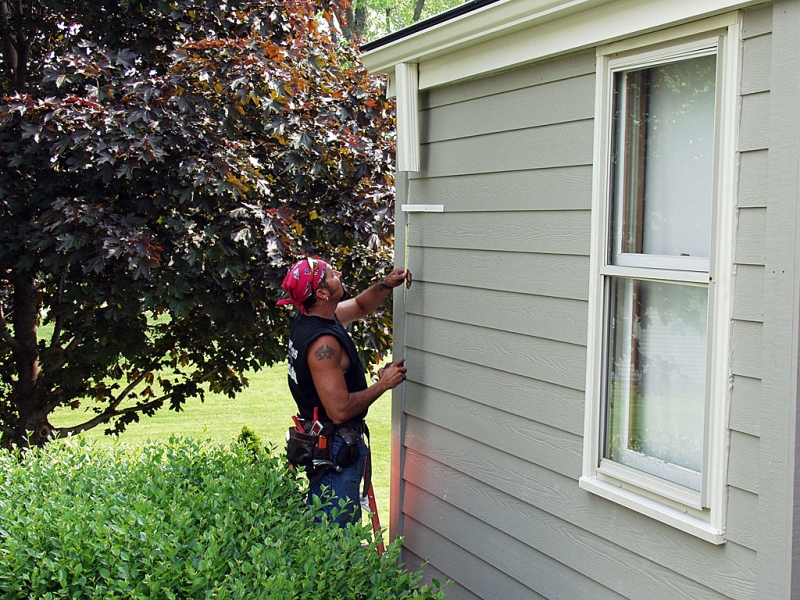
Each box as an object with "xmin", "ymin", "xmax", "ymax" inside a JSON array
[
  {"xmin": 361, "ymin": 0, "xmax": 612, "ymax": 75},
  {"xmin": 361, "ymin": 0, "xmax": 762, "ymax": 90}
]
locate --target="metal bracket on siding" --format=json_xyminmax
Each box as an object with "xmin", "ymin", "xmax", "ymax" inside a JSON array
[{"xmin": 400, "ymin": 204, "xmax": 444, "ymax": 212}]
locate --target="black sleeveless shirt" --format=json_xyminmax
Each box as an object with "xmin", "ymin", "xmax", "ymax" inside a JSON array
[{"xmin": 287, "ymin": 314, "xmax": 368, "ymax": 422}]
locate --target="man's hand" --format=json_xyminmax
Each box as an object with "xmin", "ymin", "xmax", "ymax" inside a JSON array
[
  {"xmin": 378, "ymin": 358, "xmax": 407, "ymax": 389},
  {"xmin": 309, "ymin": 339, "xmax": 406, "ymax": 424},
  {"xmin": 337, "ymin": 269, "xmax": 413, "ymax": 324},
  {"xmin": 384, "ymin": 268, "xmax": 412, "ymax": 289}
]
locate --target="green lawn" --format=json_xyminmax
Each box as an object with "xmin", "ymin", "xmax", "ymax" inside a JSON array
[{"xmin": 50, "ymin": 362, "xmax": 393, "ymax": 525}]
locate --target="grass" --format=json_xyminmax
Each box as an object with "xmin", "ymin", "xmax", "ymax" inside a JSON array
[{"xmin": 49, "ymin": 362, "xmax": 393, "ymax": 527}]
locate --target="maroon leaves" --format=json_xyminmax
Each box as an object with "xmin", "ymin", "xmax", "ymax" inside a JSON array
[{"xmin": 0, "ymin": 0, "xmax": 395, "ymax": 448}]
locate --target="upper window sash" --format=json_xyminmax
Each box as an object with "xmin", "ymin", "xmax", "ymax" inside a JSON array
[
  {"xmin": 606, "ymin": 41, "xmax": 719, "ymax": 77},
  {"xmin": 607, "ymin": 42, "xmax": 719, "ymax": 276}
]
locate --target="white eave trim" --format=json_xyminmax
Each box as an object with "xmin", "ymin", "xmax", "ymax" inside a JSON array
[
  {"xmin": 361, "ymin": 0, "xmax": 614, "ymax": 74},
  {"xmin": 361, "ymin": 0, "xmax": 759, "ymax": 91}
]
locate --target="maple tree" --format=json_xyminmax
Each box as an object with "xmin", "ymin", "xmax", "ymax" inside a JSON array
[{"xmin": 0, "ymin": 0, "xmax": 396, "ymax": 448}]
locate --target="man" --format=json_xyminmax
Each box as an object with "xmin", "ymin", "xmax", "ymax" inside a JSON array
[{"xmin": 278, "ymin": 257, "xmax": 411, "ymax": 525}]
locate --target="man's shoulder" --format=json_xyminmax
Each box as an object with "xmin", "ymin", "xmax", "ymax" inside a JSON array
[{"xmin": 292, "ymin": 316, "xmax": 345, "ymax": 347}]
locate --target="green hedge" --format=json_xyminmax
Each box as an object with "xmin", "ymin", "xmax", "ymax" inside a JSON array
[{"xmin": 0, "ymin": 437, "xmax": 445, "ymax": 599}]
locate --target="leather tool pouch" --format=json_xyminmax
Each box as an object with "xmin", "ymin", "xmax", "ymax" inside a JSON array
[
  {"xmin": 286, "ymin": 427, "xmax": 316, "ymax": 468},
  {"xmin": 335, "ymin": 424, "xmax": 361, "ymax": 468},
  {"xmin": 286, "ymin": 425, "xmax": 334, "ymax": 469}
]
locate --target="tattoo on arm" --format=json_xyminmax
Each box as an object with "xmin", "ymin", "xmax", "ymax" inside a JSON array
[{"xmin": 314, "ymin": 344, "xmax": 335, "ymax": 361}]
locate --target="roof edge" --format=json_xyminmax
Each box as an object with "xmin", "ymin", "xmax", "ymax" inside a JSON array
[
  {"xmin": 358, "ymin": 0, "xmax": 618, "ymax": 76},
  {"xmin": 360, "ymin": 0, "xmax": 503, "ymax": 53}
]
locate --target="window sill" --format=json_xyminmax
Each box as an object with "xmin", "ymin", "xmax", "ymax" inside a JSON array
[{"xmin": 579, "ymin": 475, "xmax": 725, "ymax": 545}]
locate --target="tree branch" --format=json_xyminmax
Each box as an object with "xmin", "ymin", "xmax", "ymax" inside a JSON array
[
  {"xmin": 42, "ymin": 363, "xmax": 150, "ymax": 418},
  {"xmin": 51, "ymin": 366, "xmax": 221, "ymax": 439},
  {"xmin": 49, "ymin": 369, "xmax": 152, "ymax": 436},
  {"xmin": 54, "ymin": 388, "xmax": 170, "ymax": 438}
]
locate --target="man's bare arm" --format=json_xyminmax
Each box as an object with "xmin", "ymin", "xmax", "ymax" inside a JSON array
[
  {"xmin": 307, "ymin": 335, "xmax": 406, "ymax": 424},
  {"xmin": 336, "ymin": 268, "xmax": 412, "ymax": 324}
]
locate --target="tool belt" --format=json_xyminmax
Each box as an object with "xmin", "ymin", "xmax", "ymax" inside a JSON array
[{"xmin": 286, "ymin": 417, "xmax": 365, "ymax": 475}]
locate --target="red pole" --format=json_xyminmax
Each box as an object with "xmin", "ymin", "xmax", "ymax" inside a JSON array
[{"xmin": 366, "ymin": 482, "xmax": 386, "ymax": 554}]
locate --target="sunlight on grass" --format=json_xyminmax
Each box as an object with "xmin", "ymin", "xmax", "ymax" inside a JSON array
[{"xmin": 51, "ymin": 362, "xmax": 393, "ymax": 522}]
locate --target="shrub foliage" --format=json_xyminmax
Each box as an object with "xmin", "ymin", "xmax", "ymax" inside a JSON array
[{"xmin": 0, "ymin": 437, "xmax": 444, "ymax": 599}]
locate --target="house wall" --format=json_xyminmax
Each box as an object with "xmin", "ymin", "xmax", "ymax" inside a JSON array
[{"xmin": 391, "ymin": 5, "xmax": 785, "ymax": 599}]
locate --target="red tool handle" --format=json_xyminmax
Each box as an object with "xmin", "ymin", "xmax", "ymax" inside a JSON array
[
  {"xmin": 291, "ymin": 414, "xmax": 304, "ymax": 433},
  {"xmin": 367, "ymin": 483, "xmax": 385, "ymax": 555}
]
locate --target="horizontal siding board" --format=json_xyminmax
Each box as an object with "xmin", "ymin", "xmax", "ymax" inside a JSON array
[
  {"xmin": 731, "ymin": 320, "xmax": 763, "ymax": 379},
  {"xmin": 402, "ymin": 516, "xmax": 549, "ymax": 600},
  {"xmin": 404, "ymin": 451, "xmax": 736, "ymax": 600},
  {"xmin": 406, "ymin": 314, "xmax": 586, "ymax": 391},
  {"xmin": 726, "ymin": 487, "xmax": 759, "ymax": 551},
  {"xmin": 732, "ymin": 264, "xmax": 765, "ymax": 323},
  {"xmin": 740, "ymin": 34, "xmax": 772, "ymax": 95},
  {"xmin": 420, "ymin": 73, "xmax": 595, "ymax": 143},
  {"xmin": 400, "ymin": 436, "xmax": 756, "ymax": 599},
  {"xmin": 741, "ymin": 5, "xmax": 773, "ymax": 39},
  {"xmin": 407, "ymin": 165, "xmax": 593, "ymax": 212},
  {"xmin": 400, "ymin": 548, "xmax": 469, "ymax": 599},
  {"xmin": 738, "ymin": 92, "xmax": 770, "ymax": 152},
  {"xmin": 416, "ymin": 119, "xmax": 594, "ymax": 178},
  {"xmin": 738, "ymin": 149, "xmax": 769, "ymax": 208},
  {"xmin": 404, "ymin": 485, "xmax": 627, "ymax": 600},
  {"xmin": 729, "ymin": 374, "xmax": 761, "ymax": 438},
  {"xmin": 407, "ymin": 281, "xmax": 588, "ymax": 346},
  {"xmin": 408, "ymin": 210, "xmax": 591, "ymax": 255},
  {"xmin": 735, "ymin": 207, "xmax": 767, "ymax": 266},
  {"xmin": 421, "ymin": 50, "xmax": 596, "ymax": 109},
  {"xmin": 407, "ymin": 246, "xmax": 590, "ymax": 301},
  {"xmin": 727, "ymin": 430, "xmax": 760, "ymax": 494},
  {"xmin": 404, "ymin": 383, "xmax": 582, "ymax": 477},
  {"xmin": 408, "ymin": 348, "xmax": 586, "ymax": 435}
]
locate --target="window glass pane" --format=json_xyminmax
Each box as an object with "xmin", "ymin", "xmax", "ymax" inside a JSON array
[
  {"xmin": 604, "ymin": 278, "xmax": 708, "ymax": 489},
  {"xmin": 611, "ymin": 55, "xmax": 717, "ymax": 262}
]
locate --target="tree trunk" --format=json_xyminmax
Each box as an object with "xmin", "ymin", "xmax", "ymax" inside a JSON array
[
  {"xmin": 0, "ymin": 0, "xmax": 32, "ymax": 91},
  {"xmin": 353, "ymin": 2, "xmax": 367, "ymax": 38},
  {"xmin": 11, "ymin": 276, "xmax": 49, "ymax": 447},
  {"xmin": 1, "ymin": 3, "xmax": 44, "ymax": 449},
  {"xmin": 413, "ymin": 0, "xmax": 426, "ymax": 22},
  {"xmin": 342, "ymin": 2, "xmax": 368, "ymax": 41}
]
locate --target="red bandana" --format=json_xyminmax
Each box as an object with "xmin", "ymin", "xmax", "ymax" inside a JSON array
[{"xmin": 277, "ymin": 258, "xmax": 328, "ymax": 313}]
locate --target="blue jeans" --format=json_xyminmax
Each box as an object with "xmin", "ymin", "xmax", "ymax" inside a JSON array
[{"xmin": 307, "ymin": 429, "xmax": 367, "ymax": 526}]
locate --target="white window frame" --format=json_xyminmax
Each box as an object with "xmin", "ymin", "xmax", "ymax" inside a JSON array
[{"xmin": 580, "ymin": 15, "xmax": 741, "ymax": 545}]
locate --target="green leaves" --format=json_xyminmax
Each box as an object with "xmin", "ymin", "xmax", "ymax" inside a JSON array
[
  {"xmin": 0, "ymin": 438, "xmax": 446, "ymax": 599},
  {"xmin": 0, "ymin": 0, "xmax": 396, "ymax": 447}
]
